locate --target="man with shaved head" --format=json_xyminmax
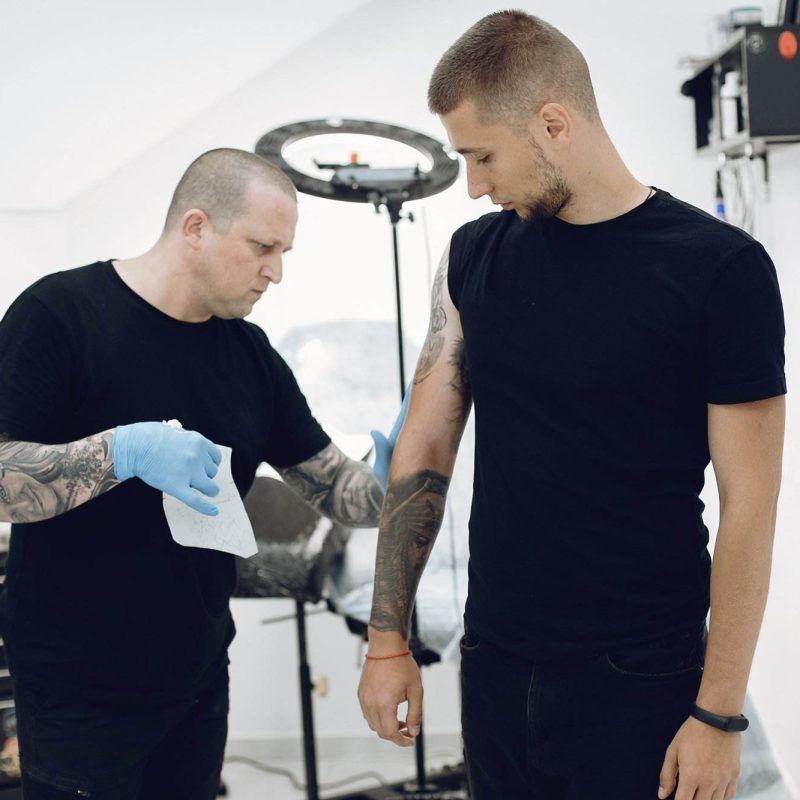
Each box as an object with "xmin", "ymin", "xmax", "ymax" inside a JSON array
[
  {"xmin": 0, "ymin": 148, "xmax": 398, "ymax": 798},
  {"xmin": 359, "ymin": 11, "xmax": 785, "ymax": 800}
]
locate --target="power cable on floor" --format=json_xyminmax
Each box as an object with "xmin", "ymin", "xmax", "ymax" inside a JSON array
[{"xmin": 223, "ymin": 755, "xmax": 390, "ymax": 791}]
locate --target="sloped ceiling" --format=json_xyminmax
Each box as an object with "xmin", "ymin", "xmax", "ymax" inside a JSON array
[{"xmin": 0, "ymin": 0, "xmax": 372, "ymax": 210}]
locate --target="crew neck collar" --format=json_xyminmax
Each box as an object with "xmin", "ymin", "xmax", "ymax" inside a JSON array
[
  {"xmin": 544, "ymin": 186, "xmax": 663, "ymax": 234},
  {"xmin": 105, "ymin": 260, "xmax": 218, "ymax": 328}
]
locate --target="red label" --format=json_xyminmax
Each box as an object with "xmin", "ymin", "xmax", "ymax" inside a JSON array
[{"xmin": 778, "ymin": 31, "xmax": 798, "ymax": 60}]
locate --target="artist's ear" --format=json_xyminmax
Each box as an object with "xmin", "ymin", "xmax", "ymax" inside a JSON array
[{"xmin": 180, "ymin": 209, "xmax": 210, "ymax": 250}]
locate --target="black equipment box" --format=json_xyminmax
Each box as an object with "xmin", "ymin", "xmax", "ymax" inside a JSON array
[{"xmin": 681, "ymin": 24, "xmax": 800, "ymax": 154}]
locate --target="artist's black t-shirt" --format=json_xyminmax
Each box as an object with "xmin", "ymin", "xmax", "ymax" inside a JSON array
[
  {"xmin": 449, "ymin": 188, "xmax": 786, "ymax": 659},
  {"xmin": 0, "ymin": 261, "xmax": 329, "ymax": 699}
]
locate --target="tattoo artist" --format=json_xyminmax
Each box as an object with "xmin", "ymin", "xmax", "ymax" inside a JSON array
[{"xmin": 0, "ymin": 148, "xmax": 406, "ymax": 800}]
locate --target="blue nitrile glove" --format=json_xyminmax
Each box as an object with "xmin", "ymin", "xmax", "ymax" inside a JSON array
[
  {"xmin": 370, "ymin": 386, "xmax": 411, "ymax": 491},
  {"xmin": 112, "ymin": 422, "xmax": 222, "ymax": 516}
]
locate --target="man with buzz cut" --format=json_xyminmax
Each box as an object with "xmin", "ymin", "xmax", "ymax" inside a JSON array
[
  {"xmin": 0, "ymin": 148, "xmax": 402, "ymax": 799},
  {"xmin": 359, "ymin": 11, "xmax": 785, "ymax": 800}
]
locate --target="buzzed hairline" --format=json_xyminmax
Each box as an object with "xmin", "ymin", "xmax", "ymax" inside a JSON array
[
  {"xmin": 163, "ymin": 148, "xmax": 297, "ymax": 235},
  {"xmin": 428, "ymin": 10, "xmax": 600, "ymax": 133}
]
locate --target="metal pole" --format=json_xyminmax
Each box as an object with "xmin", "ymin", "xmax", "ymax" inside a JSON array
[
  {"xmin": 387, "ymin": 201, "xmax": 430, "ymax": 792},
  {"xmin": 391, "ymin": 219, "xmax": 406, "ymax": 399},
  {"xmin": 296, "ymin": 600, "xmax": 319, "ymax": 800}
]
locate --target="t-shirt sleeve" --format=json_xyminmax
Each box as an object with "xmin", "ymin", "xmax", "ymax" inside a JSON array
[
  {"xmin": 0, "ymin": 291, "xmax": 74, "ymax": 442},
  {"xmin": 447, "ymin": 225, "xmax": 469, "ymax": 312},
  {"xmin": 263, "ymin": 349, "xmax": 331, "ymax": 468},
  {"xmin": 703, "ymin": 241, "xmax": 786, "ymax": 404}
]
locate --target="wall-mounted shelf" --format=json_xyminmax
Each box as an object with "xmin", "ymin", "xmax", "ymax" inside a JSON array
[{"xmin": 681, "ymin": 24, "xmax": 800, "ymax": 157}]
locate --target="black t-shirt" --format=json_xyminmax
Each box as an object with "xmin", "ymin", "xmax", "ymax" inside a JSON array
[
  {"xmin": 0, "ymin": 261, "xmax": 329, "ymax": 699},
  {"xmin": 449, "ymin": 188, "xmax": 786, "ymax": 659}
]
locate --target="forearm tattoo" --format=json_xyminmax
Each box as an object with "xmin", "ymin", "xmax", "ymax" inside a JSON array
[
  {"xmin": 0, "ymin": 431, "xmax": 119, "ymax": 523},
  {"xmin": 279, "ymin": 442, "xmax": 383, "ymax": 528},
  {"xmin": 369, "ymin": 469, "xmax": 449, "ymax": 635},
  {"xmin": 413, "ymin": 255, "xmax": 448, "ymax": 385}
]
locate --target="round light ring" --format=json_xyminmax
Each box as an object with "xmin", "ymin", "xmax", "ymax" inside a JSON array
[{"xmin": 255, "ymin": 118, "xmax": 459, "ymax": 203}]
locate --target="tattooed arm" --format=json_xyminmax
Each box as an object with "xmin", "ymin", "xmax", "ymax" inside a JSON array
[
  {"xmin": 369, "ymin": 241, "xmax": 472, "ymax": 640},
  {"xmin": 277, "ymin": 442, "xmax": 383, "ymax": 528},
  {"xmin": 358, "ymin": 242, "xmax": 471, "ymax": 746},
  {"xmin": 0, "ymin": 430, "xmax": 120, "ymax": 523}
]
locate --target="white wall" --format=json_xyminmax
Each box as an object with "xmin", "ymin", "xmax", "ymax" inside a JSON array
[
  {"xmin": 1, "ymin": 0, "xmax": 797, "ymax": 791},
  {"xmin": 0, "ymin": 212, "xmax": 67, "ymax": 299}
]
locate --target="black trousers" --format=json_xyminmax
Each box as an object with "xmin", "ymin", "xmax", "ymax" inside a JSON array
[
  {"xmin": 13, "ymin": 667, "xmax": 228, "ymax": 800},
  {"xmin": 460, "ymin": 620, "xmax": 707, "ymax": 800}
]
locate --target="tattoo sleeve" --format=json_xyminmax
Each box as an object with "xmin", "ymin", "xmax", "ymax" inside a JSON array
[
  {"xmin": 368, "ymin": 470, "xmax": 450, "ymax": 636},
  {"xmin": 278, "ymin": 442, "xmax": 383, "ymax": 528},
  {"xmin": 0, "ymin": 430, "xmax": 119, "ymax": 523}
]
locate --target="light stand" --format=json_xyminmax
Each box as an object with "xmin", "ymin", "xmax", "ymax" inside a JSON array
[{"xmin": 255, "ymin": 119, "xmax": 465, "ymax": 799}]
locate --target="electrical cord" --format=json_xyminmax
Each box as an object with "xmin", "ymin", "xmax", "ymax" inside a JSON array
[{"xmin": 223, "ymin": 755, "xmax": 391, "ymax": 791}]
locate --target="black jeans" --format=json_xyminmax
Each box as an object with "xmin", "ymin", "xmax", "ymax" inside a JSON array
[
  {"xmin": 12, "ymin": 667, "xmax": 228, "ymax": 800},
  {"xmin": 460, "ymin": 620, "xmax": 707, "ymax": 800}
]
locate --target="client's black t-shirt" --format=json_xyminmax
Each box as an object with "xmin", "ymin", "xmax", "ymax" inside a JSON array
[
  {"xmin": 448, "ymin": 188, "xmax": 786, "ymax": 659},
  {"xmin": 0, "ymin": 261, "xmax": 330, "ymax": 698}
]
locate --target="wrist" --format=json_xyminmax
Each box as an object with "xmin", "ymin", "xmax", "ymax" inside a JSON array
[
  {"xmin": 695, "ymin": 689, "xmax": 745, "ymax": 718},
  {"xmin": 691, "ymin": 703, "xmax": 749, "ymax": 733},
  {"xmin": 367, "ymin": 626, "xmax": 408, "ymax": 656},
  {"xmin": 111, "ymin": 425, "xmax": 133, "ymax": 482}
]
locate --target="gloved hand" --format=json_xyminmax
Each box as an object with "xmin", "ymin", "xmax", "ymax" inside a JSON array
[
  {"xmin": 370, "ymin": 386, "xmax": 411, "ymax": 492},
  {"xmin": 112, "ymin": 422, "xmax": 222, "ymax": 516}
]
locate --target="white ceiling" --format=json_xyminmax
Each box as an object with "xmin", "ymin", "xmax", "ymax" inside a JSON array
[{"xmin": 0, "ymin": 0, "xmax": 371, "ymax": 210}]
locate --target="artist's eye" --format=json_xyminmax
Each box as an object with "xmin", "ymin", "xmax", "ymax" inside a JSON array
[{"xmin": 477, "ymin": 155, "xmax": 492, "ymax": 165}]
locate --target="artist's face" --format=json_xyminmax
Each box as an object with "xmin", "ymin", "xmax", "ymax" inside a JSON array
[
  {"xmin": 197, "ymin": 183, "xmax": 297, "ymax": 319},
  {"xmin": 0, "ymin": 468, "xmax": 58, "ymax": 521},
  {"xmin": 441, "ymin": 100, "xmax": 572, "ymax": 223}
]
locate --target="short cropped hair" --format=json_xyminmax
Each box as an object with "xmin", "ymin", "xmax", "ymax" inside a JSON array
[
  {"xmin": 164, "ymin": 148, "xmax": 297, "ymax": 233},
  {"xmin": 428, "ymin": 10, "xmax": 600, "ymax": 130}
]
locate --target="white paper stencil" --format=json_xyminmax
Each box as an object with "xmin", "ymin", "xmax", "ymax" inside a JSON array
[{"xmin": 162, "ymin": 445, "xmax": 257, "ymax": 558}]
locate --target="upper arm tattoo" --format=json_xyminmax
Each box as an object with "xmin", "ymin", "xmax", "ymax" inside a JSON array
[
  {"xmin": 447, "ymin": 336, "xmax": 472, "ymax": 427},
  {"xmin": 414, "ymin": 253, "xmax": 449, "ymax": 386},
  {"xmin": 413, "ymin": 246, "xmax": 473, "ymax": 432},
  {"xmin": 278, "ymin": 442, "xmax": 383, "ymax": 528},
  {"xmin": 0, "ymin": 431, "xmax": 118, "ymax": 523}
]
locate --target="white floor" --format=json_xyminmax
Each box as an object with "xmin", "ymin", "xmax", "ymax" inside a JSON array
[
  {"xmin": 222, "ymin": 733, "xmax": 465, "ymax": 799},
  {"xmin": 221, "ymin": 733, "xmax": 794, "ymax": 800}
]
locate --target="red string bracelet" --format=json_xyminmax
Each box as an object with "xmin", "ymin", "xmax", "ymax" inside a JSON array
[{"xmin": 365, "ymin": 650, "xmax": 412, "ymax": 661}]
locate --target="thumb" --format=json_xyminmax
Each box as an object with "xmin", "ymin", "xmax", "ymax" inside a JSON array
[
  {"xmin": 370, "ymin": 429, "xmax": 391, "ymax": 459},
  {"xmin": 405, "ymin": 681, "xmax": 424, "ymax": 737},
  {"xmin": 370, "ymin": 430, "xmax": 392, "ymax": 490},
  {"xmin": 388, "ymin": 386, "xmax": 412, "ymax": 446},
  {"xmin": 658, "ymin": 747, "xmax": 678, "ymax": 799}
]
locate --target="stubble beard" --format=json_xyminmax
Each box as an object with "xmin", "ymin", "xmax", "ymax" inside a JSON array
[{"xmin": 518, "ymin": 139, "xmax": 573, "ymax": 224}]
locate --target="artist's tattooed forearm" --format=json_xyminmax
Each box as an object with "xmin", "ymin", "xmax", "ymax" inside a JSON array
[
  {"xmin": 0, "ymin": 431, "xmax": 119, "ymax": 523},
  {"xmin": 369, "ymin": 469, "xmax": 450, "ymax": 635},
  {"xmin": 447, "ymin": 336, "xmax": 472, "ymax": 427},
  {"xmin": 278, "ymin": 442, "xmax": 383, "ymax": 528},
  {"xmin": 413, "ymin": 253, "xmax": 449, "ymax": 385}
]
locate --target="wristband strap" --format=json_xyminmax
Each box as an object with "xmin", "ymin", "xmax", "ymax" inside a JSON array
[
  {"xmin": 365, "ymin": 650, "xmax": 411, "ymax": 661},
  {"xmin": 691, "ymin": 704, "xmax": 749, "ymax": 732}
]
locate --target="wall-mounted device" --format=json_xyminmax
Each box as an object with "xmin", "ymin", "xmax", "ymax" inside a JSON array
[{"xmin": 681, "ymin": 24, "xmax": 800, "ymax": 156}]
